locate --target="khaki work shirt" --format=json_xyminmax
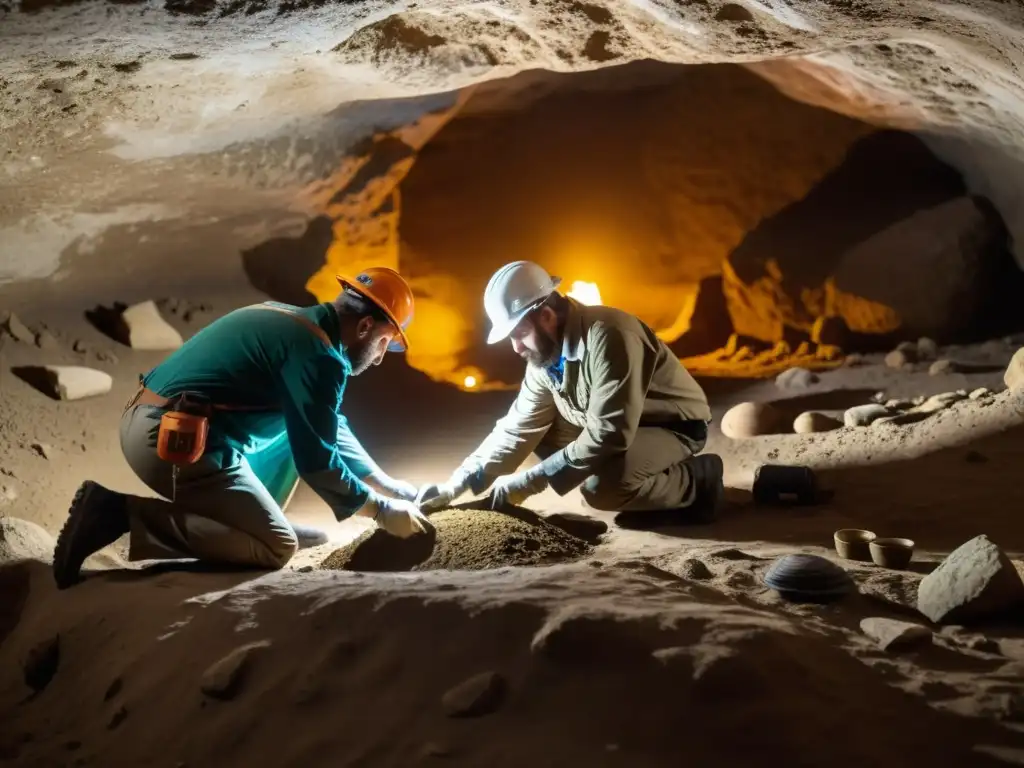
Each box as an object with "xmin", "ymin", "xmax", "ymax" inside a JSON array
[{"xmin": 466, "ymin": 298, "xmax": 712, "ymax": 496}]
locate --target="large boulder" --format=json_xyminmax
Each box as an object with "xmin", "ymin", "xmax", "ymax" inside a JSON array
[
  {"xmin": 917, "ymin": 535, "xmax": 1024, "ymax": 625},
  {"xmin": 831, "ymin": 196, "xmax": 1017, "ymax": 343},
  {"xmin": 722, "ymin": 131, "xmax": 965, "ymax": 344}
]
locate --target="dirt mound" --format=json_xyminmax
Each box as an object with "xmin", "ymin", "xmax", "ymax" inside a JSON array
[{"xmin": 320, "ymin": 508, "xmax": 592, "ymax": 572}]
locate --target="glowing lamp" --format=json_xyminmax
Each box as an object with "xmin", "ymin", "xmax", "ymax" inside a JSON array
[
  {"xmin": 463, "ymin": 375, "xmax": 478, "ymax": 389},
  {"xmin": 567, "ymin": 280, "xmax": 602, "ymax": 306}
]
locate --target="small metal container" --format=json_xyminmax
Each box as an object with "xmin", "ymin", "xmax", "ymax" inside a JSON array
[{"xmin": 752, "ymin": 464, "xmax": 819, "ymax": 506}]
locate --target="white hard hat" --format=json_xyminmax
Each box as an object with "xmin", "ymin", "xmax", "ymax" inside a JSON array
[{"xmin": 483, "ymin": 261, "xmax": 562, "ymax": 344}]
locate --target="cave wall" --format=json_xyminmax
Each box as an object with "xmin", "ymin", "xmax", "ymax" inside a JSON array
[{"xmin": 391, "ymin": 60, "xmax": 875, "ymax": 386}]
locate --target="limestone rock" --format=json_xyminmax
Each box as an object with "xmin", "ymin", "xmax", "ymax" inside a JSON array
[
  {"xmin": 0, "ymin": 516, "xmax": 57, "ymax": 563},
  {"xmin": 115, "ymin": 300, "xmax": 183, "ymax": 350},
  {"xmin": 1004, "ymin": 348, "xmax": 1024, "ymax": 390},
  {"xmin": 793, "ymin": 411, "xmax": 841, "ymax": 434},
  {"xmin": 860, "ymin": 617, "xmax": 932, "ymax": 651},
  {"xmin": 884, "ymin": 399, "xmax": 912, "ymax": 410},
  {"xmin": 545, "ymin": 512, "xmax": 607, "ymax": 543},
  {"xmin": 929, "ymin": 359, "xmax": 957, "ymax": 376},
  {"xmin": 917, "ymin": 535, "xmax": 1024, "ymax": 625},
  {"xmin": 721, "ymin": 401, "xmax": 785, "ymax": 438},
  {"xmin": 842, "ymin": 352, "xmax": 865, "ymax": 367},
  {"xmin": 843, "ymin": 404, "xmax": 890, "ymax": 427},
  {"xmin": 2, "ymin": 312, "xmax": 34, "ymax": 343},
  {"xmin": 200, "ymin": 640, "xmax": 272, "ymax": 699},
  {"xmin": 33, "ymin": 366, "xmax": 113, "ymax": 401},
  {"xmin": 916, "ymin": 337, "xmax": 938, "ymax": 361},
  {"xmin": 775, "ymin": 367, "xmax": 818, "ymax": 390},
  {"xmin": 915, "ymin": 391, "xmax": 966, "ymax": 414},
  {"xmin": 969, "ymin": 387, "xmax": 992, "ymax": 400},
  {"xmin": 441, "ymin": 671, "xmax": 506, "ymax": 718},
  {"xmin": 833, "ymin": 196, "xmax": 1016, "ymax": 342}
]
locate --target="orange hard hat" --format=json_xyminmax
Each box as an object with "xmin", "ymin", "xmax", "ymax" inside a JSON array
[{"xmin": 336, "ymin": 267, "xmax": 414, "ymax": 352}]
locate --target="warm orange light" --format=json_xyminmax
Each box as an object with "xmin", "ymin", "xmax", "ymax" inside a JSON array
[
  {"xmin": 463, "ymin": 375, "xmax": 477, "ymax": 389},
  {"xmin": 567, "ymin": 280, "xmax": 602, "ymax": 306}
]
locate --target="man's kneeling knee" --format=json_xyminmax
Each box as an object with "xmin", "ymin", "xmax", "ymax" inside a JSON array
[{"xmin": 580, "ymin": 474, "xmax": 632, "ymax": 512}]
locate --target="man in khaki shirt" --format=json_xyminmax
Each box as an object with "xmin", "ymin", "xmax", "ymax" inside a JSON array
[{"xmin": 418, "ymin": 261, "xmax": 724, "ymax": 522}]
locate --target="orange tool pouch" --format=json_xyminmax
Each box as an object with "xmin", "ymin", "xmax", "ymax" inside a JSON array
[{"xmin": 156, "ymin": 397, "xmax": 212, "ymax": 466}]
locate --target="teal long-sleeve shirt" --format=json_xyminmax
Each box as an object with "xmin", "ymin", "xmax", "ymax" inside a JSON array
[{"xmin": 142, "ymin": 301, "xmax": 375, "ymax": 520}]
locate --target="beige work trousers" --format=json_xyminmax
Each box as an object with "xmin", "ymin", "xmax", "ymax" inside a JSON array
[
  {"xmin": 119, "ymin": 404, "xmax": 298, "ymax": 569},
  {"xmin": 535, "ymin": 416, "xmax": 705, "ymax": 512}
]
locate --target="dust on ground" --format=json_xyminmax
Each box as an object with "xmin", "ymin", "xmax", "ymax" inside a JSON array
[{"xmin": 320, "ymin": 507, "xmax": 592, "ymax": 572}]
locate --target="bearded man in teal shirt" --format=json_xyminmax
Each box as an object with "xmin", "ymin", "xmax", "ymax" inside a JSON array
[{"xmin": 54, "ymin": 267, "xmax": 428, "ymax": 588}]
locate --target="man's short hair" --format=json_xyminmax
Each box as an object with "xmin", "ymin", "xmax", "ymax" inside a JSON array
[{"xmin": 337, "ymin": 287, "xmax": 390, "ymax": 326}]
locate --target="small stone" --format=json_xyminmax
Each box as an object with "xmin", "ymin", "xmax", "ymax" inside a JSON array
[
  {"xmin": 844, "ymin": 404, "xmax": 891, "ymax": 427},
  {"xmin": 3, "ymin": 312, "xmax": 35, "ymax": 343},
  {"xmin": 843, "ymin": 352, "xmax": 865, "ymax": 367},
  {"xmin": 895, "ymin": 341, "xmax": 918, "ymax": 355},
  {"xmin": 115, "ymin": 300, "xmax": 183, "ymax": 350},
  {"xmin": 1, "ymin": 483, "xmax": 17, "ymax": 502},
  {"xmin": 911, "ymin": 395, "xmax": 926, "ymax": 406},
  {"xmin": 917, "ymin": 535, "xmax": 1024, "ymax": 624},
  {"xmin": 885, "ymin": 349, "xmax": 912, "ymax": 369},
  {"xmin": 96, "ymin": 350, "xmax": 119, "ymax": 364},
  {"xmin": 441, "ymin": 671, "xmax": 506, "ymax": 718},
  {"xmin": 30, "ymin": 443, "xmax": 52, "ymax": 460},
  {"xmin": 34, "ymin": 330, "xmax": 57, "ymax": 349},
  {"xmin": 1004, "ymin": 348, "xmax": 1024, "ymax": 390},
  {"xmin": 721, "ymin": 401, "xmax": 785, "ymax": 438},
  {"xmin": 929, "ymin": 359, "xmax": 957, "ymax": 376},
  {"xmin": 29, "ymin": 366, "xmax": 113, "ymax": 401},
  {"xmin": 870, "ymin": 391, "xmax": 887, "ymax": 403},
  {"xmin": 915, "ymin": 391, "xmax": 966, "ymax": 413},
  {"xmin": 72, "ymin": 339, "xmax": 89, "ymax": 353},
  {"xmin": 792, "ymin": 411, "xmax": 841, "ymax": 434},
  {"xmin": 545, "ymin": 512, "xmax": 607, "ymax": 543},
  {"xmin": 969, "ymin": 387, "xmax": 991, "ymax": 400},
  {"xmin": 884, "ymin": 399, "xmax": 912, "ymax": 410},
  {"xmin": 860, "ymin": 617, "xmax": 932, "ymax": 651},
  {"xmin": 23, "ymin": 634, "xmax": 60, "ymax": 692},
  {"xmin": 200, "ymin": 640, "xmax": 272, "ymax": 700},
  {"xmin": 775, "ymin": 367, "xmax": 819, "ymax": 390},
  {"xmin": 297, "ymin": 565, "xmax": 313, "ymax": 573},
  {"xmin": 917, "ymin": 337, "xmax": 938, "ymax": 360},
  {"xmin": 678, "ymin": 558, "xmax": 713, "ymax": 580}
]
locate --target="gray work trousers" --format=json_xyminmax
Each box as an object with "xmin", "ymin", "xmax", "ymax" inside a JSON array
[
  {"xmin": 535, "ymin": 416, "xmax": 705, "ymax": 512},
  {"xmin": 120, "ymin": 404, "xmax": 299, "ymax": 569}
]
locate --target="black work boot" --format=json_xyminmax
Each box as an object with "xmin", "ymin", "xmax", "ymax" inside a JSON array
[
  {"xmin": 291, "ymin": 523, "xmax": 328, "ymax": 549},
  {"xmin": 53, "ymin": 481, "xmax": 130, "ymax": 589},
  {"xmin": 683, "ymin": 454, "xmax": 724, "ymax": 523}
]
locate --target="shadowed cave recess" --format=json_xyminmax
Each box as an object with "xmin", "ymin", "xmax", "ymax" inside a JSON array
[{"xmin": 242, "ymin": 59, "xmax": 1024, "ymax": 391}]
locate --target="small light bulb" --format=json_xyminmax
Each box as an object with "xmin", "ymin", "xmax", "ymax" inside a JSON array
[{"xmin": 463, "ymin": 375, "xmax": 477, "ymax": 389}]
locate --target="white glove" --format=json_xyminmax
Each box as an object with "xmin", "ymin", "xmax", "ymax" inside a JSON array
[
  {"xmin": 364, "ymin": 493, "xmax": 429, "ymax": 538},
  {"xmin": 372, "ymin": 474, "xmax": 418, "ymax": 501},
  {"xmin": 416, "ymin": 463, "xmax": 479, "ymax": 512},
  {"xmin": 488, "ymin": 467, "xmax": 549, "ymax": 509}
]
